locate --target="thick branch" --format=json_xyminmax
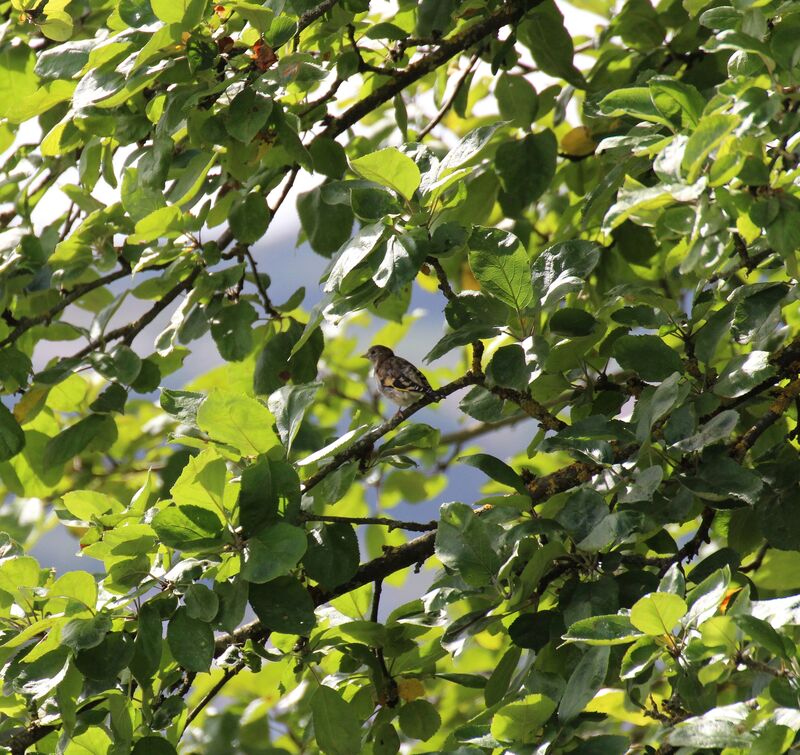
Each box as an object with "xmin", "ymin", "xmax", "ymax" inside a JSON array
[
  {"xmin": 323, "ymin": 0, "xmax": 540, "ymax": 138},
  {"xmin": 487, "ymin": 384, "xmax": 566, "ymax": 432}
]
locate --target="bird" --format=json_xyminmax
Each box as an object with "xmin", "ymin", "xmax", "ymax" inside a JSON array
[{"xmin": 363, "ymin": 345, "xmax": 438, "ymax": 408}]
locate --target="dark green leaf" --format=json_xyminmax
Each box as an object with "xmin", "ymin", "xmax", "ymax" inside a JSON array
[
  {"xmin": 131, "ymin": 603, "xmax": 163, "ymax": 685},
  {"xmin": 241, "ymin": 521, "xmax": 307, "ymax": 583},
  {"xmin": 230, "ymin": 193, "xmax": 271, "ymax": 244},
  {"xmin": 303, "ymin": 522, "xmax": 360, "ymax": 590},
  {"xmin": 398, "ymin": 699, "xmax": 441, "ymax": 741},
  {"xmin": 558, "ymin": 646, "xmax": 610, "ymax": 721},
  {"xmin": 519, "ymin": 0, "xmax": 586, "ymax": 88},
  {"xmin": 495, "ymin": 131, "xmax": 557, "ymax": 216},
  {"xmin": 613, "ymin": 335, "xmax": 683, "ymax": 382},
  {"xmin": 297, "ymin": 186, "xmax": 355, "ymax": 257},
  {"xmin": 248, "ymin": 575, "xmax": 315, "ymax": 634},
  {"xmin": 0, "ymin": 403, "xmax": 25, "ymax": 461},
  {"xmin": 210, "ymin": 301, "xmax": 258, "ymax": 362},
  {"xmin": 435, "ymin": 501, "xmax": 502, "ymax": 587},
  {"xmin": 311, "ymin": 685, "xmax": 362, "ymax": 755},
  {"xmin": 167, "ymin": 606, "xmax": 214, "ymax": 673},
  {"xmin": 459, "ymin": 454, "xmax": 528, "ymax": 494},
  {"xmin": 44, "ymin": 414, "xmax": 115, "ymax": 467},
  {"xmin": 485, "ymin": 646, "xmax": 521, "ymax": 707}
]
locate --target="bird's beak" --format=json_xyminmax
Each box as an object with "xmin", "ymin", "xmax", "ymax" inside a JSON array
[{"xmin": 361, "ymin": 352, "xmax": 370, "ymax": 359}]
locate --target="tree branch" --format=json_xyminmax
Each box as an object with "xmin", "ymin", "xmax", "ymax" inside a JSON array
[
  {"xmin": 323, "ymin": 0, "xmax": 541, "ymax": 138},
  {"xmin": 300, "ymin": 372, "xmax": 482, "ymax": 493},
  {"xmin": 419, "ymin": 50, "xmax": 481, "ymax": 138},
  {"xmin": 301, "ymin": 513, "xmax": 438, "ymax": 532},
  {"xmin": 67, "ymin": 266, "xmax": 201, "ymax": 363},
  {"xmin": 0, "ymin": 266, "xmax": 130, "ymax": 350}
]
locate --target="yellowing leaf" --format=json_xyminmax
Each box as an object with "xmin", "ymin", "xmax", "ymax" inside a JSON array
[{"xmin": 560, "ymin": 126, "xmax": 596, "ymax": 157}]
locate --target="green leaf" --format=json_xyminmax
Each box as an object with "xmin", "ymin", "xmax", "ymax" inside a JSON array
[
  {"xmin": 558, "ymin": 646, "xmax": 610, "ymax": 722},
  {"xmin": 620, "ymin": 636, "xmax": 662, "ymax": 680},
  {"xmin": 0, "ymin": 403, "xmax": 25, "ymax": 461},
  {"xmin": 599, "ymin": 87, "xmax": 673, "ymax": 128},
  {"xmin": 210, "ymin": 301, "xmax": 258, "ymax": 362},
  {"xmin": 267, "ymin": 382, "xmax": 321, "ymax": 454},
  {"xmin": 713, "ymin": 351, "xmax": 775, "ymax": 398},
  {"xmin": 61, "ymin": 490, "xmax": 123, "ymax": 521},
  {"xmin": 495, "ymin": 131, "xmax": 557, "ymax": 216},
  {"xmin": 241, "ymin": 521, "xmax": 307, "ymax": 583},
  {"xmin": 682, "ymin": 114, "xmax": 740, "ymax": 183},
  {"xmin": 496, "ymin": 74, "xmax": 538, "ymax": 128},
  {"xmin": 75, "ymin": 632, "xmax": 135, "ymax": 680},
  {"xmin": 423, "ymin": 322, "xmax": 498, "ymax": 364},
  {"xmin": 398, "ymin": 699, "xmax": 441, "ymax": 741},
  {"xmin": 237, "ymin": 458, "xmax": 279, "ymax": 536},
  {"xmin": 437, "ymin": 124, "xmax": 499, "ymax": 176},
  {"xmin": 60, "ymin": 614, "xmax": 113, "ymax": 651},
  {"xmin": 563, "ymin": 615, "xmax": 642, "ymax": 645},
  {"xmin": 372, "ymin": 723, "xmax": 400, "ymax": 755},
  {"xmin": 613, "ymin": 335, "xmax": 683, "ymax": 382},
  {"xmin": 519, "ymin": 0, "xmax": 586, "ymax": 88},
  {"xmin": 303, "ymin": 522, "xmax": 360, "ymax": 590},
  {"xmin": 549, "ymin": 308, "xmax": 597, "ymax": 337},
  {"xmin": 649, "ymin": 76, "xmax": 705, "ymax": 128},
  {"xmin": 184, "ymin": 583, "xmax": 219, "ymax": 622},
  {"xmin": 531, "ymin": 240, "xmax": 601, "ymax": 308},
  {"xmin": 311, "ymin": 686, "xmax": 362, "ymax": 755},
  {"xmin": 630, "ymin": 592, "xmax": 688, "ymax": 635},
  {"xmin": 44, "ymin": 414, "xmax": 115, "ymax": 467},
  {"xmin": 196, "ymin": 390, "xmax": 278, "ymax": 456},
  {"xmin": 435, "ymin": 501, "xmax": 502, "ymax": 587},
  {"xmin": 167, "ymin": 606, "xmax": 215, "ymax": 672},
  {"xmin": 324, "ymin": 222, "xmax": 386, "ymax": 293},
  {"xmin": 226, "ymin": 89, "xmax": 273, "ymax": 144},
  {"xmin": 129, "ymin": 205, "xmax": 186, "ymax": 243},
  {"xmin": 350, "ymin": 148, "xmax": 421, "ymax": 201},
  {"xmin": 667, "ymin": 703, "xmax": 753, "ymax": 748},
  {"xmin": 132, "ymin": 737, "xmax": 177, "ymax": 755},
  {"xmin": 459, "ymin": 453, "xmax": 528, "ymax": 494},
  {"xmin": 130, "ymin": 603, "xmax": 163, "ymax": 686},
  {"xmin": 160, "ymin": 389, "xmax": 205, "ymax": 425},
  {"xmin": 230, "ymin": 193, "xmax": 271, "ymax": 244},
  {"xmin": 490, "ymin": 694, "xmax": 557, "ymax": 744},
  {"xmin": 248, "ymin": 575, "xmax": 315, "ymax": 634},
  {"xmin": 150, "ymin": 0, "xmax": 205, "ymax": 26},
  {"xmin": 373, "ymin": 234, "xmax": 427, "ymax": 291},
  {"xmin": 468, "ymin": 228, "xmax": 532, "ymax": 311},
  {"xmin": 297, "ymin": 186, "xmax": 354, "ymax": 257},
  {"xmin": 484, "ymin": 646, "xmax": 521, "ymax": 707},
  {"xmin": 151, "ymin": 504, "xmax": 224, "ymax": 549}
]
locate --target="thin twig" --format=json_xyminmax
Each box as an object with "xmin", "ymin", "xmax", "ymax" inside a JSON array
[
  {"xmin": 419, "ymin": 50, "xmax": 481, "ymax": 138},
  {"xmin": 68, "ymin": 266, "xmax": 201, "ymax": 362},
  {"xmin": 242, "ymin": 246, "xmax": 280, "ymax": 318},
  {"xmin": 301, "ymin": 513, "xmax": 438, "ymax": 532},
  {"xmin": 183, "ymin": 665, "xmax": 241, "ymax": 732}
]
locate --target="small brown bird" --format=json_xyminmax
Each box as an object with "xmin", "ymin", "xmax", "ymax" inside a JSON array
[{"xmin": 363, "ymin": 345, "xmax": 437, "ymax": 408}]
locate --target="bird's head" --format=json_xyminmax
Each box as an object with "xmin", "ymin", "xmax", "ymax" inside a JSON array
[{"xmin": 362, "ymin": 344, "xmax": 394, "ymax": 364}]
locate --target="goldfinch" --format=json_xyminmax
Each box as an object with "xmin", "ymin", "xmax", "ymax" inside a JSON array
[{"xmin": 363, "ymin": 345, "xmax": 437, "ymax": 408}]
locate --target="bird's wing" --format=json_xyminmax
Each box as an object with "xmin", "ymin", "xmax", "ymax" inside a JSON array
[{"xmin": 387, "ymin": 360, "xmax": 433, "ymax": 393}]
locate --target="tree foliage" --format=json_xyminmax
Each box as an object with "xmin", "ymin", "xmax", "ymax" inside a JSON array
[{"xmin": 1, "ymin": 0, "xmax": 800, "ymax": 752}]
